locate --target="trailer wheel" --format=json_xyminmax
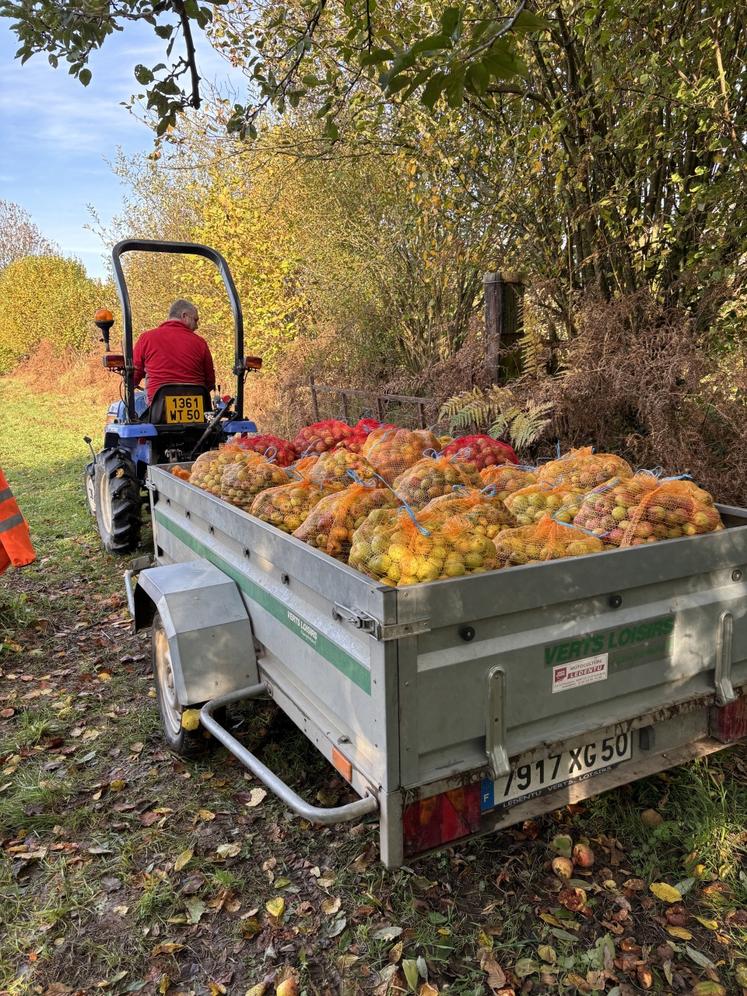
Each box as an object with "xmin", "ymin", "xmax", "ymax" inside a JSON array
[
  {"xmin": 152, "ymin": 615, "xmax": 224, "ymax": 758},
  {"xmin": 83, "ymin": 463, "xmax": 97, "ymax": 516},
  {"xmin": 95, "ymin": 449, "xmax": 141, "ymax": 554}
]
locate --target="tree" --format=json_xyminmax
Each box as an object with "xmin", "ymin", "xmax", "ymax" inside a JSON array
[{"xmin": 0, "ymin": 200, "xmax": 54, "ymax": 271}]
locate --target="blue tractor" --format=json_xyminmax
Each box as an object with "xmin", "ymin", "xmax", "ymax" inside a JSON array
[{"xmin": 84, "ymin": 239, "xmax": 261, "ymax": 554}]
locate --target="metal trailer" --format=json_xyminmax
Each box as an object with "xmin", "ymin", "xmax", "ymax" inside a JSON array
[{"xmin": 126, "ymin": 464, "xmax": 747, "ymax": 868}]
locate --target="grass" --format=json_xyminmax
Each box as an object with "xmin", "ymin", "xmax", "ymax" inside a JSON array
[{"xmin": 1, "ymin": 368, "xmax": 746, "ymax": 994}]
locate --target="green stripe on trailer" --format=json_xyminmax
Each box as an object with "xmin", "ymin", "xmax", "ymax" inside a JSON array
[{"xmin": 155, "ymin": 508, "xmax": 372, "ymax": 694}]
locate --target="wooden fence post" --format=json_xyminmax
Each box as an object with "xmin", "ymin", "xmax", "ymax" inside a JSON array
[{"xmin": 484, "ymin": 271, "xmax": 525, "ymax": 381}]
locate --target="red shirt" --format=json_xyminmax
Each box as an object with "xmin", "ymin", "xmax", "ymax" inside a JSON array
[{"xmin": 133, "ymin": 319, "xmax": 216, "ymax": 402}]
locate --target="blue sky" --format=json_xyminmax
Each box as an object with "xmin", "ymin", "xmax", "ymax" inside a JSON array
[{"xmin": 0, "ymin": 18, "xmax": 244, "ymax": 278}]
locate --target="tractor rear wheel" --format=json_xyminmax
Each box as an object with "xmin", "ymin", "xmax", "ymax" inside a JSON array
[{"xmin": 94, "ymin": 449, "xmax": 141, "ymax": 554}]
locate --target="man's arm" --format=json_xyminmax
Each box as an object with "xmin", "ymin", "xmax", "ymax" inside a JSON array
[
  {"xmin": 132, "ymin": 333, "xmax": 146, "ymax": 386},
  {"xmin": 203, "ymin": 343, "xmax": 216, "ymax": 393}
]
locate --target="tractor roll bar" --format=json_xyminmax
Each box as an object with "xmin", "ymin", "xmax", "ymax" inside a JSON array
[{"xmin": 112, "ymin": 239, "xmax": 245, "ymax": 422}]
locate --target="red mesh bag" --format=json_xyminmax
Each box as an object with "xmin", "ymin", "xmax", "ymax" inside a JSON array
[
  {"xmin": 250, "ymin": 479, "xmax": 328, "ymax": 533},
  {"xmin": 188, "ymin": 445, "xmax": 253, "ymax": 495},
  {"xmin": 361, "ymin": 427, "xmax": 441, "ymax": 484},
  {"xmin": 293, "ymin": 419, "xmax": 355, "ymax": 456},
  {"xmin": 480, "ymin": 464, "xmax": 538, "ymax": 499},
  {"xmin": 572, "ymin": 473, "xmax": 724, "ymax": 547},
  {"xmin": 536, "ymin": 447, "xmax": 633, "ymax": 490},
  {"xmin": 504, "ymin": 482, "xmax": 586, "ymax": 526},
  {"xmin": 349, "ymin": 503, "xmax": 497, "ymax": 586},
  {"xmin": 338, "ymin": 428, "xmax": 368, "ymax": 454},
  {"xmin": 220, "ymin": 458, "xmax": 291, "ymax": 511},
  {"xmin": 493, "ymin": 515, "xmax": 607, "ymax": 568},
  {"xmin": 356, "ymin": 417, "xmax": 396, "ymax": 434},
  {"xmin": 293, "ymin": 483, "xmax": 399, "ymax": 560},
  {"xmin": 442, "ymin": 434, "xmax": 518, "ymax": 469},
  {"xmin": 420, "ymin": 487, "xmax": 515, "ymax": 538},
  {"xmin": 391, "ymin": 455, "xmax": 482, "ymax": 509},
  {"xmin": 234, "ymin": 433, "xmax": 297, "ymax": 466},
  {"xmin": 306, "ymin": 448, "xmax": 377, "ymax": 490}
]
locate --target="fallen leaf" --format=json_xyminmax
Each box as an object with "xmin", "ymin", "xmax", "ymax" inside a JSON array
[
  {"xmin": 692, "ymin": 984, "xmax": 726, "ymax": 996},
  {"xmin": 326, "ymin": 916, "xmax": 347, "ymax": 937},
  {"xmin": 181, "ymin": 872, "xmax": 205, "ymax": 895},
  {"xmin": 109, "ymin": 779, "xmax": 126, "ymax": 792},
  {"xmin": 0, "ymin": 707, "xmax": 16, "ymax": 719},
  {"xmin": 550, "ymin": 834, "xmax": 573, "ymax": 858},
  {"xmin": 514, "ymin": 958, "xmax": 538, "ymax": 979},
  {"xmin": 244, "ymin": 986, "xmax": 267, "ymax": 996},
  {"xmin": 402, "ymin": 959, "xmax": 420, "ymax": 991},
  {"xmin": 274, "ymin": 877, "xmax": 291, "ymax": 889},
  {"xmin": 372, "ymin": 925, "xmax": 403, "ymax": 941},
  {"xmin": 246, "ymin": 788, "xmax": 267, "ymax": 807},
  {"xmin": 130, "ymin": 741, "xmax": 144, "ymax": 754},
  {"xmin": 159, "ymin": 975, "xmax": 170, "ymax": 995},
  {"xmin": 694, "ymin": 916, "xmax": 719, "ymax": 930},
  {"xmin": 265, "ymin": 897, "xmax": 285, "ymax": 919},
  {"xmin": 241, "ymin": 917, "xmax": 262, "ymax": 939},
  {"xmin": 666, "ymin": 926, "xmax": 693, "ymax": 940},
  {"xmin": 480, "ymin": 951, "xmax": 506, "ymax": 989},
  {"xmin": 98, "ymin": 671, "xmax": 112, "ymax": 682},
  {"xmin": 418, "ymin": 986, "xmax": 439, "ymax": 996},
  {"xmin": 640, "ymin": 808, "xmax": 664, "ymax": 827},
  {"xmin": 181, "ymin": 709, "xmax": 201, "ymax": 731},
  {"xmin": 151, "ymin": 942, "xmax": 185, "ymax": 956},
  {"xmin": 276, "ymin": 980, "xmax": 298, "ymax": 996},
  {"xmin": 185, "ymin": 897, "xmax": 206, "ymax": 924},
  {"xmin": 208, "ymin": 984, "xmax": 227, "ymax": 996},
  {"xmin": 537, "ymin": 945, "xmax": 556, "ymax": 965},
  {"xmin": 322, "ymin": 897, "xmax": 341, "ymax": 916},
  {"xmin": 685, "ymin": 945, "xmax": 716, "ymax": 969},
  {"xmin": 649, "ymin": 882, "xmax": 683, "ymax": 903},
  {"xmin": 216, "ymin": 843, "xmax": 241, "ymax": 859},
  {"xmin": 734, "ymin": 963, "xmax": 747, "ymax": 987},
  {"xmin": 198, "ymin": 809, "xmax": 216, "ymax": 822},
  {"xmin": 173, "ymin": 849, "xmax": 193, "ymax": 872}
]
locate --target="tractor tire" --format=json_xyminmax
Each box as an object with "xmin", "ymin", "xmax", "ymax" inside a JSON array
[
  {"xmin": 151, "ymin": 614, "xmax": 225, "ymax": 758},
  {"xmin": 94, "ymin": 448, "xmax": 141, "ymax": 554}
]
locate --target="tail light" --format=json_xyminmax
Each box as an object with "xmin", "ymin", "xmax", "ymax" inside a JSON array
[
  {"xmin": 403, "ymin": 783, "xmax": 481, "ymax": 857},
  {"xmin": 711, "ymin": 696, "xmax": 747, "ymax": 742},
  {"xmin": 102, "ymin": 353, "xmax": 125, "ymax": 370}
]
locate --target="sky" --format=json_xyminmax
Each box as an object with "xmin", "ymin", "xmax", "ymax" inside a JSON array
[{"xmin": 0, "ymin": 18, "xmax": 245, "ymax": 278}]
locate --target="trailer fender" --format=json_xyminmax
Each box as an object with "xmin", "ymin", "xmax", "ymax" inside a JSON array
[{"xmin": 131, "ymin": 559, "xmax": 259, "ymax": 705}]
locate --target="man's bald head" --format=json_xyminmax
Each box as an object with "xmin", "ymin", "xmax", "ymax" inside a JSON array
[{"xmin": 169, "ymin": 300, "xmax": 199, "ymax": 330}]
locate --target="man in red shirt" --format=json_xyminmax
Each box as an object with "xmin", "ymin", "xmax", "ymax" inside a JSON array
[{"xmin": 133, "ymin": 300, "xmax": 216, "ymax": 403}]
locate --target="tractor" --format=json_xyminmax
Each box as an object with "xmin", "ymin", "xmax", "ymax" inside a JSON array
[{"xmin": 84, "ymin": 239, "xmax": 261, "ymax": 554}]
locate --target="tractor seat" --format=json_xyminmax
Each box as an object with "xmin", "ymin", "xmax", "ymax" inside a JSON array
[{"xmin": 143, "ymin": 384, "xmax": 213, "ymax": 426}]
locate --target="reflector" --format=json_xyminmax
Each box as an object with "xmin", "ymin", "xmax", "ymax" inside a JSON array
[
  {"xmin": 102, "ymin": 353, "xmax": 125, "ymax": 370},
  {"xmin": 403, "ymin": 783, "xmax": 481, "ymax": 856},
  {"xmin": 711, "ymin": 696, "xmax": 747, "ymax": 743}
]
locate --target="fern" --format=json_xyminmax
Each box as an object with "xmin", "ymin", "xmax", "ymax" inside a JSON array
[{"xmin": 440, "ymin": 385, "xmax": 553, "ymax": 452}]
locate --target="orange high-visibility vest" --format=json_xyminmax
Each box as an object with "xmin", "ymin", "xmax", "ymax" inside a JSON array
[{"xmin": 0, "ymin": 467, "xmax": 36, "ymax": 574}]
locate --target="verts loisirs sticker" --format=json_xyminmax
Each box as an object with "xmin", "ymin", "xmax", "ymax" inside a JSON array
[{"xmin": 544, "ymin": 616, "xmax": 675, "ymax": 682}]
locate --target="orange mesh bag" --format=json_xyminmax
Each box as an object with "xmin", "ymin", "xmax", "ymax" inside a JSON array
[
  {"xmin": 504, "ymin": 482, "xmax": 586, "ymax": 526},
  {"xmin": 171, "ymin": 466, "xmax": 191, "ymax": 481},
  {"xmin": 420, "ymin": 487, "xmax": 515, "ymax": 538},
  {"xmin": 306, "ymin": 447, "xmax": 377, "ymax": 491},
  {"xmin": 293, "ymin": 483, "xmax": 399, "ymax": 560},
  {"xmin": 188, "ymin": 445, "xmax": 253, "ymax": 495},
  {"xmin": 480, "ymin": 464, "xmax": 538, "ymax": 499},
  {"xmin": 391, "ymin": 455, "xmax": 482, "ymax": 509},
  {"xmin": 250, "ymin": 478, "xmax": 328, "ymax": 534},
  {"xmin": 572, "ymin": 473, "xmax": 724, "ymax": 547},
  {"xmin": 361, "ymin": 427, "xmax": 441, "ymax": 484},
  {"xmin": 493, "ymin": 515, "xmax": 607, "ymax": 568},
  {"xmin": 536, "ymin": 447, "xmax": 633, "ymax": 490},
  {"xmin": 293, "ymin": 419, "xmax": 354, "ymax": 456},
  {"xmin": 348, "ymin": 503, "xmax": 497, "ymax": 586},
  {"xmin": 220, "ymin": 458, "xmax": 290, "ymax": 511},
  {"xmin": 442, "ymin": 434, "xmax": 518, "ymax": 469}
]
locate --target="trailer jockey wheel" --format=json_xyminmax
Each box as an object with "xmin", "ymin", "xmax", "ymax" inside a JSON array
[
  {"xmin": 83, "ymin": 463, "xmax": 97, "ymax": 517},
  {"xmin": 94, "ymin": 449, "xmax": 141, "ymax": 554},
  {"xmin": 152, "ymin": 614, "xmax": 225, "ymax": 758}
]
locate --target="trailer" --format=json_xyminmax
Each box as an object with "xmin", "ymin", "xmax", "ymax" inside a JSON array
[{"xmin": 126, "ymin": 464, "xmax": 747, "ymax": 867}]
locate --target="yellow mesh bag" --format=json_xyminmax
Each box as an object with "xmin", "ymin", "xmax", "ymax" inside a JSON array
[
  {"xmin": 536, "ymin": 447, "xmax": 633, "ymax": 489},
  {"xmin": 220, "ymin": 458, "xmax": 291, "ymax": 511},
  {"xmin": 305, "ymin": 447, "xmax": 377, "ymax": 491},
  {"xmin": 250, "ymin": 479, "xmax": 328, "ymax": 533},
  {"xmin": 480, "ymin": 464, "xmax": 538, "ymax": 499},
  {"xmin": 189, "ymin": 445, "xmax": 254, "ymax": 495},
  {"xmin": 504, "ymin": 483, "xmax": 586, "ymax": 526},
  {"xmin": 391, "ymin": 456, "xmax": 482, "ymax": 509},
  {"xmin": 572, "ymin": 473, "xmax": 724, "ymax": 546},
  {"xmin": 493, "ymin": 515, "xmax": 607, "ymax": 568},
  {"xmin": 361, "ymin": 427, "xmax": 441, "ymax": 484},
  {"xmin": 420, "ymin": 487, "xmax": 515, "ymax": 537},
  {"xmin": 293, "ymin": 483, "xmax": 399, "ymax": 560},
  {"xmin": 349, "ymin": 503, "xmax": 497, "ymax": 586}
]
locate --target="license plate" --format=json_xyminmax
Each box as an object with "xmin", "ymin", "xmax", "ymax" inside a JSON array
[
  {"xmin": 481, "ymin": 728, "xmax": 633, "ymax": 812},
  {"xmin": 164, "ymin": 395, "xmax": 205, "ymax": 424}
]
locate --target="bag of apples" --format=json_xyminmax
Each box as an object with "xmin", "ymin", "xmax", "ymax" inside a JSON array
[
  {"xmin": 442, "ymin": 434, "xmax": 518, "ymax": 469},
  {"xmin": 293, "ymin": 419, "xmax": 355, "ymax": 456},
  {"xmin": 250, "ymin": 478, "xmax": 329, "ymax": 533},
  {"xmin": 306, "ymin": 448, "xmax": 377, "ymax": 491},
  {"xmin": 361, "ymin": 427, "xmax": 441, "ymax": 484},
  {"xmin": 391, "ymin": 454, "xmax": 482, "ymax": 509},
  {"xmin": 504, "ymin": 482, "xmax": 586, "ymax": 526},
  {"xmin": 493, "ymin": 515, "xmax": 607, "ymax": 568},
  {"xmin": 536, "ymin": 446, "xmax": 632, "ymax": 490},
  {"xmin": 571, "ymin": 473, "xmax": 723, "ymax": 546},
  {"xmin": 349, "ymin": 502, "xmax": 497, "ymax": 586},
  {"xmin": 293, "ymin": 482, "xmax": 399, "ymax": 560},
  {"xmin": 233, "ymin": 433, "xmax": 297, "ymax": 466},
  {"xmin": 220, "ymin": 457, "xmax": 291, "ymax": 512},
  {"xmin": 420, "ymin": 486, "xmax": 516, "ymax": 538},
  {"xmin": 480, "ymin": 464, "xmax": 538, "ymax": 500},
  {"xmin": 189, "ymin": 445, "xmax": 253, "ymax": 495}
]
